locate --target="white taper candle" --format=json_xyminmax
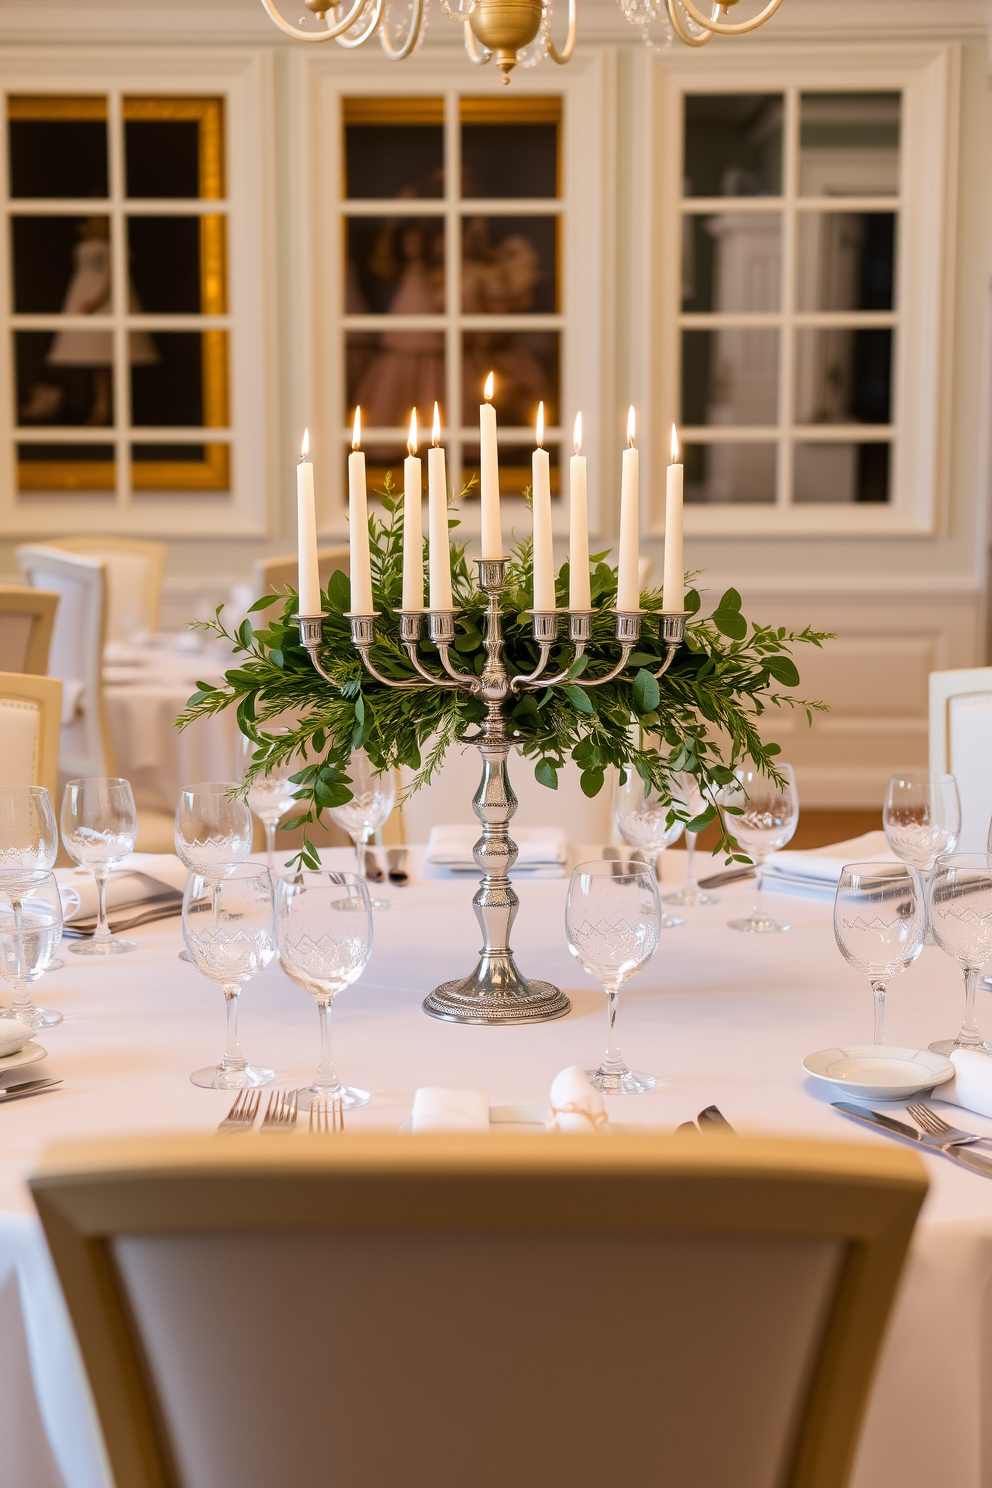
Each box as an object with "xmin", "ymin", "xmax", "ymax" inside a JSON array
[
  {"xmin": 348, "ymin": 408, "xmax": 374, "ymax": 615},
  {"xmin": 480, "ymin": 371, "xmax": 502, "ymax": 559},
  {"xmin": 296, "ymin": 428, "xmax": 321, "ymax": 615},
  {"xmin": 428, "ymin": 402, "xmax": 453, "ymax": 611},
  {"xmin": 568, "ymin": 412, "xmax": 591, "ymax": 611},
  {"xmin": 617, "ymin": 405, "xmax": 640, "ymax": 612},
  {"xmin": 663, "ymin": 423, "xmax": 685, "ymax": 613},
  {"xmin": 402, "ymin": 409, "xmax": 424, "ymax": 612},
  {"xmin": 531, "ymin": 402, "xmax": 555, "ymax": 611}
]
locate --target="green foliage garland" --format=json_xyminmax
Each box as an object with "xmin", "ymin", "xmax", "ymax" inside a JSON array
[{"xmin": 179, "ymin": 476, "xmax": 831, "ymax": 869}]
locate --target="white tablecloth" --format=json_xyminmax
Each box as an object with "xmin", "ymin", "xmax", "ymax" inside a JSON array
[
  {"xmin": 3, "ymin": 849, "xmax": 992, "ymax": 1487},
  {"xmin": 102, "ymin": 639, "xmax": 237, "ymax": 813}
]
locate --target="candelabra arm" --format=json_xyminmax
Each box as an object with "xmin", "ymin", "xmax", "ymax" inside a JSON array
[
  {"xmin": 651, "ymin": 613, "xmax": 688, "ymax": 680},
  {"xmin": 259, "ymin": 0, "xmax": 369, "ymax": 41},
  {"xmin": 519, "ymin": 642, "xmax": 587, "ymax": 690},
  {"xmin": 434, "ymin": 644, "xmax": 479, "ymax": 686},
  {"xmin": 294, "ymin": 613, "xmax": 344, "ymax": 686},
  {"xmin": 355, "ymin": 646, "xmax": 433, "ymax": 690},
  {"xmin": 567, "ymin": 643, "xmax": 636, "ymax": 688},
  {"xmin": 510, "ymin": 643, "xmax": 554, "ymax": 690},
  {"xmin": 401, "ymin": 642, "xmax": 466, "ymax": 687},
  {"xmin": 546, "ymin": 0, "xmax": 577, "ymax": 64}
]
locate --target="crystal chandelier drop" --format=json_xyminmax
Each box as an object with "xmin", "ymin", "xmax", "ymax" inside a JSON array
[{"xmin": 260, "ymin": 0, "xmax": 783, "ymax": 83}]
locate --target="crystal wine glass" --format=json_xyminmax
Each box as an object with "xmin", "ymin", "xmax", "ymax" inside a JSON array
[
  {"xmin": 722, "ymin": 763, "xmax": 799, "ymax": 933},
  {"xmin": 0, "ymin": 872, "xmax": 63, "ymax": 1028},
  {"xmin": 326, "ymin": 748, "xmax": 396, "ymax": 910},
  {"xmin": 174, "ymin": 782, "xmax": 255, "ymax": 963},
  {"xmin": 565, "ymin": 859, "xmax": 661, "ymax": 1094},
  {"xmin": 275, "ymin": 870, "xmax": 373, "ymax": 1110},
  {"xmin": 60, "ymin": 778, "xmax": 137, "ymax": 956},
  {"xmin": 928, "ymin": 854, "xmax": 992, "ymax": 1057},
  {"xmin": 662, "ymin": 772, "xmax": 719, "ymax": 908},
  {"xmin": 182, "ymin": 863, "xmax": 276, "ymax": 1089},
  {"xmin": 614, "ymin": 769, "xmax": 685, "ymax": 928},
  {"xmin": 833, "ymin": 862, "xmax": 926, "ymax": 1045},
  {"xmin": 235, "ymin": 731, "xmax": 300, "ymax": 877},
  {"xmin": 883, "ymin": 772, "xmax": 960, "ymax": 921},
  {"xmin": 0, "ymin": 785, "xmax": 65, "ymax": 972}
]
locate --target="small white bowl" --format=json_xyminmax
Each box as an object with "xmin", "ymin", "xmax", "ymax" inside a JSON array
[
  {"xmin": 803, "ymin": 1045, "xmax": 955, "ymax": 1101},
  {"xmin": 0, "ymin": 1020, "xmax": 35, "ymax": 1058}
]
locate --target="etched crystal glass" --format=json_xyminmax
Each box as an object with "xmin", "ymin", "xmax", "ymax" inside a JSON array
[
  {"xmin": 327, "ymin": 748, "xmax": 396, "ymax": 910},
  {"xmin": 662, "ymin": 772, "xmax": 719, "ymax": 908},
  {"xmin": 235, "ymin": 732, "xmax": 299, "ymax": 876},
  {"xmin": 0, "ymin": 786, "xmax": 58, "ymax": 874},
  {"xmin": 928, "ymin": 853, "xmax": 992, "ymax": 1057},
  {"xmin": 833, "ymin": 862, "xmax": 926, "ymax": 1045},
  {"xmin": 614, "ymin": 769, "xmax": 686, "ymax": 928},
  {"xmin": 174, "ymin": 782, "xmax": 254, "ymax": 964},
  {"xmin": 0, "ymin": 871, "xmax": 63, "ymax": 1028},
  {"xmin": 883, "ymin": 773, "xmax": 960, "ymax": 933},
  {"xmin": 721, "ymin": 763, "xmax": 799, "ymax": 934},
  {"xmin": 60, "ymin": 777, "xmax": 138, "ymax": 956},
  {"xmin": 565, "ymin": 859, "xmax": 661, "ymax": 1095},
  {"xmin": 275, "ymin": 870, "xmax": 373, "ymax": 1109}
]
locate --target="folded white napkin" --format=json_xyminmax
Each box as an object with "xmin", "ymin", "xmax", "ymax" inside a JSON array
[
  {"xmin": 764, "ymin": 832, "xmax": 900, "ymax": 900},
  {"xmin": 937, "ymin": 1049, "xmax": 992, "ymax": 1120},
  {"xmin": 55, "ymin": 853, "xmax": 188, "ymax": 922},
  {"xmin": 547, "ymin": 1066, "xmax": 608, "ymax": 1133},
  {"xmin": 0, "ymin": 1020, "xmax": 34, "ymax": 1056},
  {"xmin": 410, "ymin": 1087, "xmax": 490, "ymax": 1132},
  {"xmin": 426, "ymin": 824, "xmax": 567, "ymax": 868}
]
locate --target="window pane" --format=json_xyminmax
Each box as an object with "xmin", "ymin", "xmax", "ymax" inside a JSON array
[
  {"xmin": 796, "ymin": 212, "xmax": 896, "ymax": 311},
  {"xmin": 8, "ymin": 99, "xmax": 108, "ymax": 198},
  {"xmin": 461, "ymin": 117, "xmax": 559, "ymax": 199},
  {"xmin": 462, "ymin": 216, "xmax": 557, "ymax": 314},
  {"xmin": 17, "ymin": 443, "xmax": 115, "ymax": 491},
  {"xmin": 345, "ymin": 217, "xmax": 445, "ymax": 315},
  {"xmin": 16, "ymin": 331, "xmax": 114, "ymax": 427},
  {"xmin": 344, "ymin": 99, "xmax": 444, "ymax": 199},
  {"xmin": 681, "ymin": 212, "xmax": 781, "ymax": 313},
  {"xmin": 132, "ymin": 443, "xmax": 230, "ymax": 492},
  {"xmin": 124, "ymin": 99, "xmax": 225, "ymax": 199},
  {"xmin": 683, "ymin": 443, "xmax": 776, "ymax": 504},
  {"xmin": 794, "ymin": 328, "xmax": 892, "ymax": 425},
  {"xmin": 131, "ymin": 330, "xmax": 229, "ymax": 428},
  {"xmin": 462, "ymin": 332, "xmax": 559, "ymax": 427},
  {"xmin": 681, "ymin": 329, "xmax": 779, "ymax": 426},
  {"xmin": 129, "ymin": 216, "xmax": 207, "ymax": 313},
  {"xmin": 683, "ymin": 95, "xmax": 783, "ymax": 198},
  {"xmin": 462, "ymin": 441, "xmax": 560, "ymax": 499},
  {"xmin": 12, "ymin": 215, "xmax": 111, "ymax": 313},
  {"xmin": 793, "ymin": 442, "xmax": 890, "ymax": 503},
  {"xmin": 346, "ymin": 331, "xmax": 445, "ymax": 429},
  {"xmin": 799, "ymin": 93, "xmax": 900, "ymax": 196}
]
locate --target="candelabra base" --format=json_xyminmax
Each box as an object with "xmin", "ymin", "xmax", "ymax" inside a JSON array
[{"xmin": 423, "ymin": 960, "xmax": 571, "ymax": 1025}]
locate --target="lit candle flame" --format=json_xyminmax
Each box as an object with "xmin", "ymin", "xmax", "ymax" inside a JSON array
[
  {"xmin": 351, "ymin": 408, "xmax": 361, "ymax": 451},
  {"xmin": 536, "ymin": 401, "xmax": 544, "ymax": 449},
  {"xmin": 432, "ymin": 402, "xmax": 441, "ymax": 448},
  {"xmin": 407, "ymin": 408, "xmax": 418, "ymax": 457},
  {"xmin": 573, "ymin": 412, "xmax": 582, "ymax": 456},
  {"xmin": 671, "ymin": 423, "xmax": 680, "ymax": 464},
  {"xmin": 626, "ymin": 406, "xmax": 636, "ymax": 448},
  {"xmin": 484, "ymin": 371, "xmax": 494, "ymax": 402},
  {"xmin": 301, "ymin": 427, "xmax": 309, "ymax": 460}
]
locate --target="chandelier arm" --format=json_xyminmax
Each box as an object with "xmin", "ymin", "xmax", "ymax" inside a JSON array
[
  {"xmin": 545, "ymin": 0, "xmax": 577, "ymax": 65},
  {"xmin": 335, "ymin": 0, "xmax": 387, "ymax": 47},
  {"xmin": 259, "ymin": 0, "xmax": 372, "ymax": 41},
  {"xmin": 664, "ymin": 0, "xmax": 714, "ymax": 45},
  {"xmin": 675, "ymin": 0, "xmax": 783, "ymax": 34},
  {"xmin": 463, "ymin": 18, "xmax": 492, "ymax": 62},
  {"xmin": 378, "ymin": 0, "xmax": 425, "ymax": 60}
]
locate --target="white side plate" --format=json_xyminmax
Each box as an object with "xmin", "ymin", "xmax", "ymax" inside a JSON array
[
  {"xmin": 0, "ymin": 1042, "xmax": 47, "ymax": 1073},
  {"xmin": 803, "ymin": 1045, "xmax": 954, "ymax": 1101}
]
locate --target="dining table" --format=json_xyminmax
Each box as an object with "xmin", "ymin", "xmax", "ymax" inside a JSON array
[{"xmin": 2, "ymin": 844, "xmax": 992, "ymax": 1488}]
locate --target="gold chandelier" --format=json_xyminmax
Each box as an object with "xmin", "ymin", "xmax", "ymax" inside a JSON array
[{"xmin": 260, "ymin": 0, "xmax": 783, "ymax": 82}]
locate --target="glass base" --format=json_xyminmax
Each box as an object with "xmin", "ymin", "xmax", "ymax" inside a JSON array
[
  {"xmin": 295, "ymin": 1084, "xmax": 370, "ymax": 1111},
  {"xmin": 190, "ymin": 1062, "xmax": 275, "ymax": 1090},
  {"xmin": 69, "ymin": 936, "xmax": 137, "ymax": 956},
  {"xmin": 47, "ymin": 958, "xmax": 65, "ymax": 972},
  {"xmin": 0, "ymin": 1005, "xmax": 62, "ymax": 1028},
  {"xmin": 728, "ymin": 915, "xmax": 790, "ymax": 934},
  {"xmin": 929, "ymin": 1037, "xmax": 992, "ymax": 1057},
  {"xmin": 585, "ymin": 1066, "xmax": 656, "ymax": 1095},
  {"xmin": 660, "ymin": 911, "xmax": 685, "ymax": 929},
  {"xmin": 663, "ymin": 886, "xmax": 719, "ymax": 907},
  {"xmin": 178, "ymin": 949, "xmax": 191, "ymax": 963},
  {"xmin": 370, "ymin": 898, "xmax": 391, "ymax": 911}
]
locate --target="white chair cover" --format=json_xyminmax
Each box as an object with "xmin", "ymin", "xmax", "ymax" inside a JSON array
[{"xmin": 929, "ymin": 668, "xmax": 992, "ymax": 852}]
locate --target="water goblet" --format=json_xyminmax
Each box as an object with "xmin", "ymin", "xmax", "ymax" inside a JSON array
[
  {"xmin": 722, "ymin": 763, "xmax": 799, "ymax": 933},
  {"xmin": 235, "ymin": 731, "xmax": 300, "ymax": 877},
  {"xmin": 614, "ymin": 769, "xmax": 685, "ymax": 927},
  {"xmin": 833, "ymin": 862, "xmax": 926, "ymax": 1045},
  {"xmin": 175, "ymin": 782, "xmax": 255, "ymax": 963},
  {"xmin": 927, "ymin": 853, "xmax": 992, "ymax": 1056},
  {"xmin": 0, "ymin": 871, "xmax": 63, "ymax": 1028},
  {"xmin": 60, "ymin": 778, "xmax": 137, "ymax": 956},
  {"xmin": 0, "ymin": 785, "xmax": 64, "ymax": 971},
  {"xmin": 182, "ymin": 862, "xmax": 276, "ymax": 1089},
  {"xmin": 662, "ymin": 772, "xmax": 719, "ymax": 908},
  {"xmin": 565, "ymin": 859, "xmax": 661, "ymax": 1094},
  {"xmin": 275, "ymin": 870, "xmax": 373, "ymax": 1110},
  {"xmin": 883, "ymin": 772, "xmax": 960, "ymax": 929},
  {"xmin": 326, "ymin": 748, "xmax": 396, "ymax": 910}
]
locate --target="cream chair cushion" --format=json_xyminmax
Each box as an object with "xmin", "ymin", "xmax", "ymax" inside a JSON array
[{"xmin": 0, "ymin": 697, "xmax": 41, "ymax": 786}]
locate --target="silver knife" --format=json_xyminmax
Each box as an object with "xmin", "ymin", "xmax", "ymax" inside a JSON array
[
  {"xmin": 0, "ymin": 1077, "xmax": 62, "ymax": 1103},
  {"xmin": 834, "ymin": 1102, "xmax": 992, "ymax": 1179}
]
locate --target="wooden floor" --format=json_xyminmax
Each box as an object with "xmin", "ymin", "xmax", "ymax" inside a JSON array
[{"xmin": 695, "ymin": 810, "xmax": 880, "ymax": 853}]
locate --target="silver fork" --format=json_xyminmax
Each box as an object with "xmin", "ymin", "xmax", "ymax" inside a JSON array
[
  {"xmin": 907, "ymin": 1102, "xmax": 992, "ymax": 1151},
  {"xmin": 309, "ymin": 1095, "xmax": 345, "ymax": 1134},
  {"xmin": 261, "ymin": 1089, "xmax": 298, "ymax": 1132},
  {"xmin": 216, "ymin": 1088, "xmax": 260, "ymax": 1133}
]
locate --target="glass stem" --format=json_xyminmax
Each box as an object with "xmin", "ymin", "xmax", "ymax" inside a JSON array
[
  {"xmin": 600, "ymin": 982, "xmax": 626, "ymax": 1076},
  {"xmin": 220, "ymin": 985, "xmax": 246, "ymax": 1073},
  {"xmin": 10, "ymin": 976, "xmax": 35, "ymax": 1019},
  {"xmin": 960, "ymin": 968, "xmax": 982, "ymax": 1045},
  {"xmin": 869, "ymin": 978, "xmax": 886, "ymax": 1046},
  {"xmin": 313, "ymin": 997, "xmax": 341, "ymax": 1093},
  {"xmin": 93, "ymin": 870, "xmax": 112, "ymax": 943},
  {"xmin": 752, "ymin": 857, "xmax": 766, "ymax": 923},
  {"xmin": 265, "ymin": 819, "xmax": 276, "ymax": 878},
  {"xmin": 354, "ymin": 832, "xmax": 370, "ymax": 888},
  {"xmin": 685, "ymin": 832, "xmax": 697, "ymax": 890}
]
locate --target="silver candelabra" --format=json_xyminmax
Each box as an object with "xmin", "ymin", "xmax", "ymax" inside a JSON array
[{"xmin": 296, "ymin": 558, "xmax": 685, "ymax": 1026}]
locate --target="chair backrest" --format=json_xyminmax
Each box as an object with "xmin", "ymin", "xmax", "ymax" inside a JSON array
[
  {"xmin": 31, "ymin": 1133, "xmax": 926, "ymax": 1488},
  {"xmin": 929, "ymin": 667, "xmax": 992, "ymax": 851},
  {"xmin": 0, "ymin": 585, "xmax": 59, "ymax": 674},
  {"xmin": 252, "ymin": 546, "xmax": 350, "ymax": 599},
  {"xmin": 42, "ymin": 538, "xmax": 166, "ymax": 642},
  {"xmin": 0, "ymin": 671, "xmax": 62, "ymax": 802},
  {"xmin": 16, "ymin": 545, "xmax": 115, "ymax": 781}
]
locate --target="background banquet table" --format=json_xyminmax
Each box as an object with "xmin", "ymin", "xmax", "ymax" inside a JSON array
[{"xmin": 3, "ymin": 848, "xmax": 992, "ymax": 1488}]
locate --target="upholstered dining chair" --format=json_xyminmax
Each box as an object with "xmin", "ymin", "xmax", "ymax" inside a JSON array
[
  {"xmin": 929, "ymin": 667, "xmax": 992, "ymax": 851},
  {"xmin": 37, "ymin": 538, "xmax": 166, "ymax": 644},
  {"xmin": 253, "ymin": 545, "xmax": 350, "ymax": 600},
  {"xmin": 31, "ymin": 1132, "xmax": 925, "ymax": 1488},
  {"xmin": 0, "ymin": 671, "xmax": 62, "ymax": 802},
  {"xmin": 0, "ymin": 586, "xmax": 59, "ymax": 674}
]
